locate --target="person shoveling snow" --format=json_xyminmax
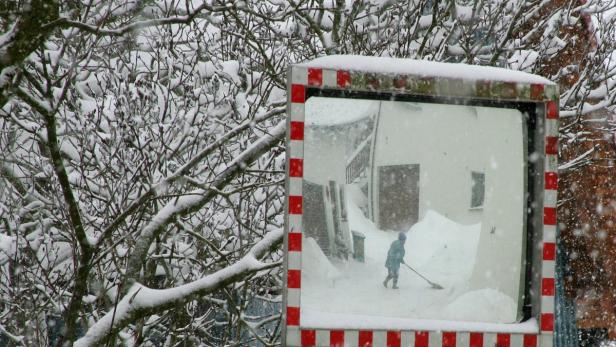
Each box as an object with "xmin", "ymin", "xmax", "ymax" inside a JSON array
[
  {"xmin": 383, "ymin": 232, "xmax": 407, "ymax": 289},
  {"xmin": 383, "ymin": 231, "xmax": 444, "ymax": 290}
]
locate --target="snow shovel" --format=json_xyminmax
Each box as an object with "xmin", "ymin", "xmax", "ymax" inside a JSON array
[{"xmin": 402, "ymin": 262, "xmax": 444, "ymax": 289}]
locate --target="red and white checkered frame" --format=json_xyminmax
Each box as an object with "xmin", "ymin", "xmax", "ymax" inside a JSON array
[{"xmin": 284, "ymin": 63, "xmax": 559, "ymax": 347}]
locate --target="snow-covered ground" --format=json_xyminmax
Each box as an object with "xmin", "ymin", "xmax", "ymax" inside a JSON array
[{"xmin": 300, "ymin": 187, "xmax": 531, "ymax": 332}]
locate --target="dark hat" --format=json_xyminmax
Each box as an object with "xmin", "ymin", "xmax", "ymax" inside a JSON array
[{"xmin": 398, "ymin": 232, "xmax": 407, "ymax": 241}]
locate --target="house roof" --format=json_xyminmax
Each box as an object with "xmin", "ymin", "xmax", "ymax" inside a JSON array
[{"xmin": 305, "ymin": 97, "xmax": 377, "ymax": 127}]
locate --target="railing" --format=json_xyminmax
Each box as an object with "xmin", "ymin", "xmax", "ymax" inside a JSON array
[{"xmin": 346, "ymin": 136, "xmax": 371, "ymax": 184}]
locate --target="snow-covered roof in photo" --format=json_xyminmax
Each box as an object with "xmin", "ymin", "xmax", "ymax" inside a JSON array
[
  {"xmin": 305, "ymin": 97, "xmax": 377, "ymax": 127},
  {"xmin": 298, "ymin": 55, "xmax": 555, "ymax": 86}
]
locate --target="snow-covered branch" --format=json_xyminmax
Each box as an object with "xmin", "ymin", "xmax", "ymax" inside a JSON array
[
  {"xmin": 124, "ymin": 121, "xmax": 286, "ymax": 285},
  {"xmin": 95, "ymin": 106, "xmax": 285, "ymax": 248},
  {"xmin": 51, "ymin": 3, "xmax": 228, "ymax": 37},
  {"xmin": 0, "ymin": 323, "xmax": 25, "ymax": 346},
  {"xmin": 559, "ymin": 145, "xmax": 598, "ymax": 171},
  {"xmin": 74, "ymin": 228, "xmax": 283, "ymax": 347}
]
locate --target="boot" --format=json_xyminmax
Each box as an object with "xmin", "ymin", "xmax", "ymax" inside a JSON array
[
  {"xmin": 392, "ymin": 280, "xmax": 399, "ymax": 289},
  {"xmin": 383, "ymin": 278, "xmax": 389, "ymax": 288}
]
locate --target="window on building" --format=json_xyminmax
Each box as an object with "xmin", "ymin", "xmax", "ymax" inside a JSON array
[{"xmin": 471, "ymin": 171, "xmax": 485, "ymax": 208}]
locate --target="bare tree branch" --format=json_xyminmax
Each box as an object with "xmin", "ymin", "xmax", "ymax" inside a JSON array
[{"xmin": 74, "ymin": 228, "xmax": 283, "ymax": 347}]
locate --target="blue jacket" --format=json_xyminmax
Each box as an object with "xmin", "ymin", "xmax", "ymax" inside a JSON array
[{"xmin": 385, "ymin": 240, "xmax": 405, "ymax": 270}]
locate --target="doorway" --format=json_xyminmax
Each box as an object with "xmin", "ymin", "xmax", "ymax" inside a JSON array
[{"xmin": 377, "ymin": 164, "xmax": 420, "ymax": 231}]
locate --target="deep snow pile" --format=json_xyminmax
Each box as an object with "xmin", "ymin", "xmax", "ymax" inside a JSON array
[
  {"xmin": 300, "ymin": 189, "xmax": 524, "ymax": 331},
  {"xmin": 406, "ymin": 209, "xmax": 480, "ymax": 287},
  {"xmin": 302, "ymin": 236, "xmax": 341, "ymax": 282}
]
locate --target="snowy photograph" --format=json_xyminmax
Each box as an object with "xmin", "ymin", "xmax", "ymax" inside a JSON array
[{"xmin": 301, "ymin": 97, "xmax": 528, "ymax": 328}]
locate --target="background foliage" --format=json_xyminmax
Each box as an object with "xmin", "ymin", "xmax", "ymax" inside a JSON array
[{"xmin": 0, "ymin": 0, "xmax": 615, "ymax": 346}]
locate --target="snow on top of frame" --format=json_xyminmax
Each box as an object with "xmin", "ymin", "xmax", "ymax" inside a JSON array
[{"xmin": 298, "ymin": 55, "xmax": 555, "ymax": 86}]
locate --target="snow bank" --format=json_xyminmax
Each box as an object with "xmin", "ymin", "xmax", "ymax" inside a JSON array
[
  {"xmin": 440, "ymin": 288, "xmax": 518, "ymax": 323},
  {"xmin": 346, "ymin": 183, "xmax": 368, "ymax": 210},
  {"xmin": 407, "ymin": 210, "xmax": 480, "ymax": 286},
  {"xmin": 302, "ymin": 236, "xmax": 341, "ymax": 282},
  {"xmin": 300, "ymin": 190, "xmax": 522, "ymax": 330}
]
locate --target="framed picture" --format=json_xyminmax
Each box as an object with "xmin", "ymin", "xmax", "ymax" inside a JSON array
[{"xmin": 283, "ymin": 55, "xmax": 558, "ymax": 347}]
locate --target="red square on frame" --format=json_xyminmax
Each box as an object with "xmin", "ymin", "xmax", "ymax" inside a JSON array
[
  {"xmin": 541, "ymin": 313, "xmax": 554, "ymax": 331},
  {"xmin": 291, "ymin": 84, "xmax": 306, "ymax": 103},
  {"xmin": 415, "ymin": 331, "xmax": 429, "ymax": 347},
  {"xmin": 523, "ymin": 334, "xmax": 537, "ymax": 347},
  {"xmin": 545, "ymin": 172, "xmax": 558, "ymax": 190},
  {"xmin": 330, "ymin": 330, "xmax": 344, "ymax": 347},
  {"xmin": 287, "ymin": 306, "xmax": 300, "ymax": 326},
  {"xmin": 546, "ymin": 100, "xmax": 559, "ymax": 119},
  {"xmin": 470, "ymin": 332, "xmax": 483, "ymax": 347},
  {"xmin": 290, "ymin": 121, "xmax": 304, "ymax": 141},
  {"xmin": 337, "ymin": 70, "xmax": 351, "ymax": 88},
  {"xmin": 287, "ymin": 269, "xmax": 301, "ymax": 288},
  {"xmin": 288, "ymin": 232, "xmax": 302, "ymax": 251},
  {"xmin": 542, "ymin": 277, "xmax": 555, "ymax": 296},
  {"xmin": 301, "ymin": 330, "xmax": 316, "ymax": 346},
  {"xmin": 531, "ymin": 84, "xmax": 544, "ymax": 100},
  {"xmin": 442, "ymin": 332, "xmax": 456, "ymax": 347},
  {"xmin": 543, "ymin": 242, "xmax": 556, "ymax": 260},
  {"xmin": 393, "ymin": 75, "xmax": 407, "ymax": 89},
  {"xmin": 545, "ymin": 136, "xmax": 558, "ymax": 155},
  {"xmin": 308, "ymin": 68, "xmax": 323, "ymax": 86},
  {"xmin": 544, "ymin": 207, "xmax": 556, "ymax": 225},
  {"xmin": 358, "ymin": 330, "xmax": 373, "ymax": 347},
  {"xmin": 289, "ymin": 158, "xmax": 304, "ymax": 177},
  {"xmin": 497, "ymin": 333, "xmax": 510, "ymax": 347},
  {"xmin": 289, "ymin": 196, "xmax": 303, "ymax": 214},
  {"xmin": 387, "ymin": 331, "xmax": 401, "ymax": 347}
]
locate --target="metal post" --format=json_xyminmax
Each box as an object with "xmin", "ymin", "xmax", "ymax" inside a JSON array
[{"xmin": 555, "ymin": 225, "xmax": 579, "ymax": 346}]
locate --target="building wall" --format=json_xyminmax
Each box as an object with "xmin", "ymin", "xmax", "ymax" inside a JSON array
[
  {"xmin": 303, "ymin": 97, "xmax": 376, "ymax": 186},
  {"xmin": 372, "ymin": 100, "xmax": 527, "ymax": 301},
  {"xmin": 303, "ymin": 126, "xmax": 348, "ymax": 186}
]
